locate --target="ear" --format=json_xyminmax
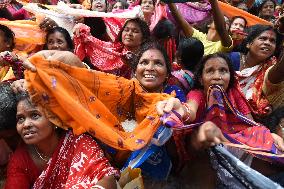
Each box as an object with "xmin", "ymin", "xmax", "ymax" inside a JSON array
[{"xmin": 246, "ymin": 43, "xmax": 251, "ymax": 49}]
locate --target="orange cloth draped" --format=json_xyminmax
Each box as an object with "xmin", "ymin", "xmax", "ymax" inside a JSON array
[
  {"xmin": 0, "ymin": 20, "xmax": 45, "ymax": 55},
  {"xmin": 25, "ymin": 54, "xmax": 171, "ymax": 151},
  {"xmin": 218, "ymin": 1, "xmax": 272, "ymax": 26}
]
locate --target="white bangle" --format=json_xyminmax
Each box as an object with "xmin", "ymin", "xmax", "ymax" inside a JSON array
[{"xmin": 91, "ymin": 185, "xmax": 105, "ymax": 189}]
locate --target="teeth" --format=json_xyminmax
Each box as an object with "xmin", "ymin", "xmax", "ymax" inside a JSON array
[{"xmin": 144, "ymin": 74, "xmax": 155, "ymax": 79}]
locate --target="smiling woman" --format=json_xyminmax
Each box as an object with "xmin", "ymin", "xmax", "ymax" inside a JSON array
[
  {"xmin": 43, "ymin": 27, "xmax": 74, "ymax": 51},
  {"xmin": 134, "ymin": 44, "xmax": 169, "ymax": 93}
]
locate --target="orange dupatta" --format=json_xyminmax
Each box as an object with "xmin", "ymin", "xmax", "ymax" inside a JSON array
[
  {"xmin": 25, "ymin": 54, "xmax": 170, "ymax": 151},
  {"xmin": 218, "ymin": 1, "xmax": 272, "ymax": 26}
]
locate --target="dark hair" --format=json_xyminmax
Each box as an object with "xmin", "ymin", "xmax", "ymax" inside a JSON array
[
  {"xmin": 117, "ymin": 18, "xmax": 150, "ymax": 44},
  {"xmin": 177, "ymin": 37, "xmax": 204, "ymax": 71},
  {"xmin": 133, "ymin": 41, "xmax": 172, "ymax": 75},
  {"xmin": 152, "ymin": 18, "xmax": 176, "ymax": 39},
  {"xmin": 239, "ymin": 24, "xmax": 275, "ymax": 54},
  {"xmin": 258, "ymin": 0, "xmax": 276, "ymax": 16},
  {"xmin": 0, "ymin": 8, "xmax": 14, "ymax": 20},
  {"xmin": 0, "ymin": 83, "xmax": 17, "ymax": 130},
  {"xmin": 0, "ymin": 24, "xmax": 15, "ymax": 50},
  {"xmin": 84, "ymin": 17, "xmax": 108, "ymax": 41},
  {"xmin": 229, "ymin": 16, "xmax": 248, "ymax": 30},
  {"xmin": 262, "ymin": 107, "xmax": 284, "ymax": 133},
  {"xmin": 43, "ymin": 27, "xmax": 74, "ymax": 51},
  {"xmin": 193, "ymin": 52, "xmax": 235, "ymax": 90},
  {"xmin": 140, "ymin": 0, "xmax": 156, "ymax": 5}
]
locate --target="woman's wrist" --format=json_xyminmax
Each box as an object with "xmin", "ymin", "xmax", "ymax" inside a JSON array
[{"xmin": 182, "ymin": 102, "xmax": 192, "ymax": 123}]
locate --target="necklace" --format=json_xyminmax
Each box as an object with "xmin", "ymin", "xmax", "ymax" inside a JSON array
[
  {"xmin": 240, "ymin": 54, "xmax": 248, "ymax": 70},
  {"xmin": 33, "ymin": 146, "xmax": 50, "ymax": 162}
]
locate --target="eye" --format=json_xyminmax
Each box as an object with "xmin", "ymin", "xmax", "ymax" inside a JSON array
[
  {"xmin": 205, "ymin": 68, "xmax": 214, "ymax": 74},
  {"xmin": 139, "ymin": 60, "xmax": 148, "ymax": 66},
  {"xmin": 155, "ymin": 61, "xmax": 164, "ymax": 67},
  {"xmin": 220, "ymin": 68, "xmax": 228, "ymax": 73},
  {"xmin": 31, "ymin": 113, "xmax": 41, "ymax": 120},
  {"xmin": 57, "ymin": 40, "xmax": 63, "ymax": 45},
  {"xmin": 16, "ymin": 116, "xmax": 25, "ymax": 124},
  {"xmin": 123, "ymin": 28, "xmax": 129, "ymax": 32},
  {"xmin": 48, "ymin": 40, "xmax": 54, "ymax": 45},
  {"xmin": 133, "ymin": 29, "xmax": 140, "ymax": 33}
]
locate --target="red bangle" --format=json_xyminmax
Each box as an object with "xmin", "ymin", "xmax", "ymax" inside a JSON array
[{"xmin": 182, "ymin": 102, "xmax": 191, "ymax": 123}]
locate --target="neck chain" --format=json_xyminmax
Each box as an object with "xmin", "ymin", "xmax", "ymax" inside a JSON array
[
  {"xmin": 241, "ymin": 54, "xmax": 248, "ymax": 70},
  {"xmin": 33, "ymin": 146, "xmax": 50, "ymax": 163}
]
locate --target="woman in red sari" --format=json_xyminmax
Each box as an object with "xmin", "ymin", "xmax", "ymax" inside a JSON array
[
  {"xmin": 158, "ymin": 53, "xmax": 284, "ymax": 161},
  {"xmin": 74, "ymin": 18, "xmax": 151, "ymax": 78},
  {"xmin": 156, "ymin": 52, "xmax": 284, "ymax": 187},
  {"xmin": 4, "ymin": 67, "xmax": 119, "ymax": 189}
]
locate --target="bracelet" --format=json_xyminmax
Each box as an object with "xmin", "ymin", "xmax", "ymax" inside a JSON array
[
  {"xmin": 182, "ymin": 102, "xmax": 191, "ymax": 123},
  {"xmin": 91, "ymin": 185, "xmax": 105, "ymax": 189},
  {"xmin": 1, "ymin": 51, "xmax": 24, "ymax": 79}
]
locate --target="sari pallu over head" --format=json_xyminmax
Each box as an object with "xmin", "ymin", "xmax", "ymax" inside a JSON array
[
  {"xmin": 204, "ymin": 85, "xmax": 284, "ymax": 163},
  {"xmin": 164, "ymin": 84, "xmax": 284, "ymax": 166},
  {"xmin": 24, "ymin": 53, "xmax": 171, "ymax": 151}
]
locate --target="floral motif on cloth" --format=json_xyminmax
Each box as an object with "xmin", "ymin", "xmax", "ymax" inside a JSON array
[{"xmin": 33, "ymin": 131, "xmax": 119, "ymax": 189}]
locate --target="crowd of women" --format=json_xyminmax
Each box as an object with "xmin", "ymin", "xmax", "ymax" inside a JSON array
[{"xmin": 0, "ymin": 0, "xmax": 284, "ymax": 188}]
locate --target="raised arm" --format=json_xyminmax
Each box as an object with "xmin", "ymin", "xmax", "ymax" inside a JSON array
[
  {"xmin": 267, "ymin": 52, "xmax": 284, "ymax": 84},
  {"xmin": 209, "ymin": 0, "xmax": 232, "ymax": 47},
  {"xmin": 168, "ymin": 3, "xmax": 194, "ymax": 37}
]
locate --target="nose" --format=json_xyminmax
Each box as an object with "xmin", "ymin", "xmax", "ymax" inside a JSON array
[
  {"xmin": 145, "ymin": 62, "xmax": 155, "ymax": 70},
  {"xmin": 126, "ymin": 30, "xmax": 133, "ymax": 36},
  {"xmin": 212, "ymin": 71, "xmax": 222, "ymax": 80},
  {"xmin": 51, "ymin": 43, "xmax": 60, "ymax": 50},
  {"xmin": 22, "ymin": 119, "xmax": 32, "ymax": 129}
]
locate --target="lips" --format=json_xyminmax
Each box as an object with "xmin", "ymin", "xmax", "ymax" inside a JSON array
[
  {"xmin": 260, "ymin": 47, "xmax": 270, "ymax": 52},
  {"xmin": 144, "ymin": 74, "xmax": 156, "ymax": 79},
  {"xmin": 22, "ymin": 130, "xmax": 37, "ymax": 139}
]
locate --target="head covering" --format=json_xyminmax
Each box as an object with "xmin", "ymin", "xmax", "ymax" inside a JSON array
[{"xmin": 25, "ymin": 50, "xmax": 171, "ymax": 151}]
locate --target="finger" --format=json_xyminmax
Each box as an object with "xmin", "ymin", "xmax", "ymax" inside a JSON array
[
  {"xmin": 196, "ymin": 126, "xmax": 207, "ymax": 144},
  {"xmin": 276, "ymin": 138, "xmax": 284, "ymax": 151},
  {"xmin": 156, "ymin": 101, "xmax": 166, "ymax": 116},
  {"xmin": 213, "ymin": 137, "xmax": 221, "ymax": 145},
  {"xmin": 163, "ymin": 99, "xmax": 175, "ymax": 113},
  {"xmin": 218, "ymin": 133, "xmax": 228, "ymax": 143},
  {"xmin": 22, "ymin": 59, "xmax": 36, "ymax": 72}
]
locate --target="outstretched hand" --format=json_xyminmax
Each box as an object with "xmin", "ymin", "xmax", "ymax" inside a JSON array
[
  {"xmin": 156, "ymin": 97, "xmax": 185, "ymax": 117},
  {"xmin": 191, "ymin": 121, "xmax": 228, "ymax": 150}
]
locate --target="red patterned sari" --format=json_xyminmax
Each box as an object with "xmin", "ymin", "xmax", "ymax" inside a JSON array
[
  {"xmin": 74, "ymin": 23, "xmax": 132, "ymax": 79},
  {"xmin": 5, "ymin": 131, "xmax": 119, "ymax": 189},
  {"xmin": 33, "ymin": 131, "xmax": 119, "ymax": 188}
]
